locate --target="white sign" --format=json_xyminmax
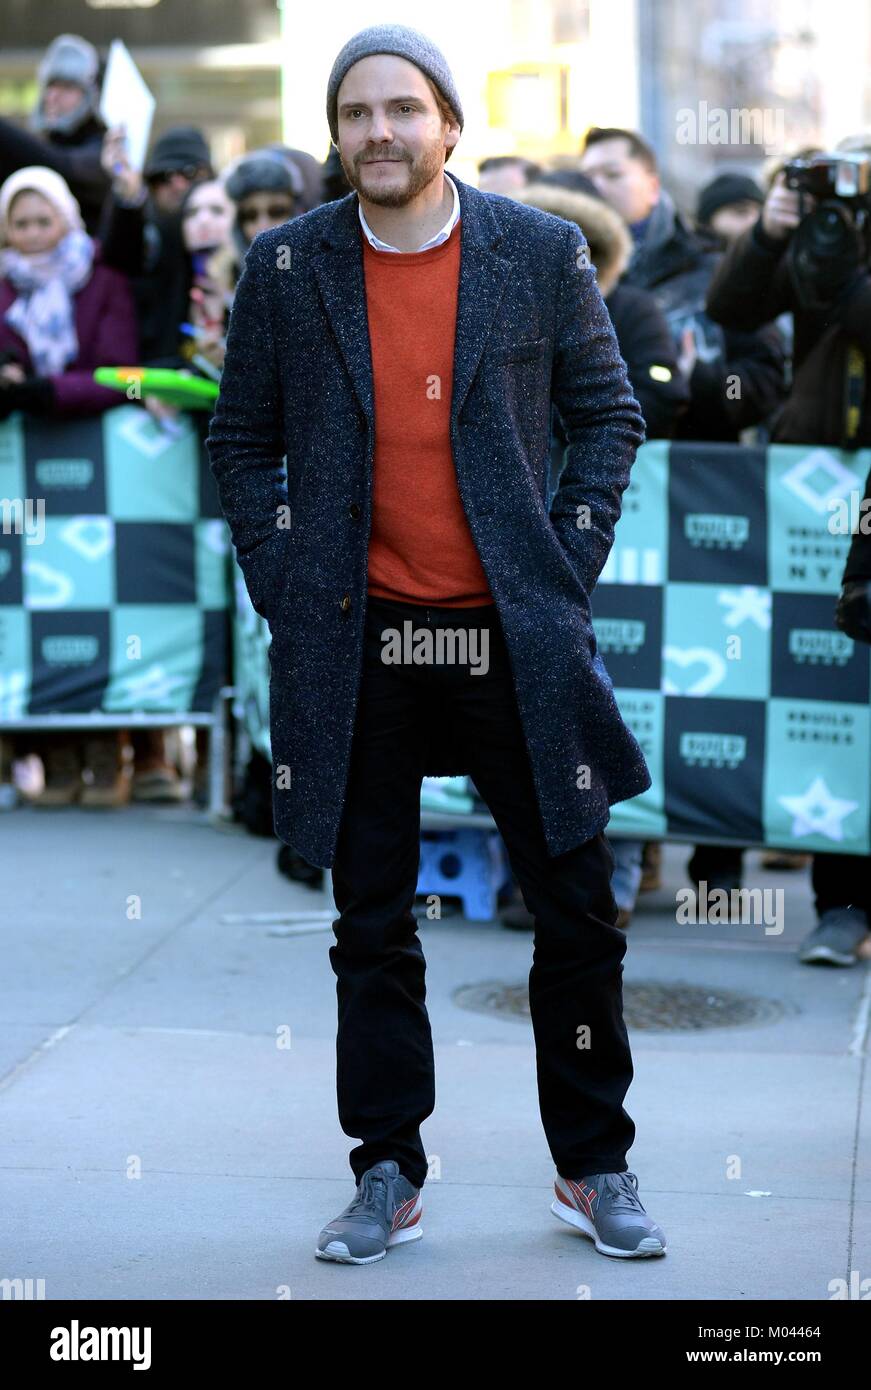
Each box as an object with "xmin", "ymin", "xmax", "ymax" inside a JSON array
[{"xmin": 98, "ymin": 38, "xmax": 155, "ymax": 173}]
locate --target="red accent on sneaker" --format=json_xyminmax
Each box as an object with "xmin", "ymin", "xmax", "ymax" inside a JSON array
[
  {"xmin": 565, "ymin": 1177, "xmax": 597, "ymax": 1219},
  {"xmin": 391, "ymin": 1194, "xmax": 421, "ymax": 1230}
]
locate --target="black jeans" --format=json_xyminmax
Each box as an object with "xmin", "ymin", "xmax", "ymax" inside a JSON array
[{"xmin": 329, "ymin": 595, "xmax": 636, "ymax": 1191}]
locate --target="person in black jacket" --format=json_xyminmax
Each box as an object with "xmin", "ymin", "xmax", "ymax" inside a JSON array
[
  {"xmin": 580, "ymin": 129, "xmax": 787, "ymax": 446},
  {"xmin": 706, "ymin": 143, "xmax": 871, "ymax": 965},
  {"xmin": 97, "ymin": 126, "xmax": 215, "ymax": 369},
  {"xmin": 516, "ymin": 171, "xmax": 690, "ymax": 494},
  {"xmin": 0, "ymin": 35, "xmax": 111, "ymax": 239}
]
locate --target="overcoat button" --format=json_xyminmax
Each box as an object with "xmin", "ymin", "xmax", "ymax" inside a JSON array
[
  {"xmin": 340, "ymin": 594, "xmax": 351, "ymax": 612},
  {"xmin": 349, "ymin": 503, "xmax": 361, "ymax": 519}
]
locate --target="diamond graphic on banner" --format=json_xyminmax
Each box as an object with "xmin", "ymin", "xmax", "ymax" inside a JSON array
[
  {"xmin": 780, "ymin": 450, "xmax": 857, "ymax": 514},
  {"xmin": 23, "ymin": 559, "xmax": 74, "ymax": 607},
  {"xmin": 716, "ymin": 586, "xmax": 771, "ymax": 629},
  {"xmin": 60, "ymin": 516, "xmax": 114, "ymax": 563},
  {"xmin": 778, "ymin": 775, "xmax": 859, "ymax": 841},
  {"xmin": 118, "ymin": 663, "xmax": 189, "ymax": 704},
  {"xmin": 663, "ymin": 646, "xmax": 727, "ymax": 696},
  {"xmin": 117, "ymin": 410, "xmax": 180, "ymax": 459}
]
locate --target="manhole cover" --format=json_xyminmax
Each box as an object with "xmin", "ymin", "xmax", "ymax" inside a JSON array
[{"xmin": 452, "ymin": 980, "xmax": 791, "ymax": 1031}]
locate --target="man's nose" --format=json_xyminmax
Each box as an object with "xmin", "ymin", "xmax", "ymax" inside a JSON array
[{"xmin": 367, "ymin": 114, "xmax": 394, "ymax": 144}]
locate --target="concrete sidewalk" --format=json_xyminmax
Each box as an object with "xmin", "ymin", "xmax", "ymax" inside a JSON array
[{"xmin": 1, "ymin": 804, "xmax": 869, "ymax": 1301}]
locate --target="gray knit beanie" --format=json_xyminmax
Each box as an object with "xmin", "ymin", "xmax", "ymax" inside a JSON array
[{"xmin": 326, "ymin": 24, "xmax": 464, "ymax": 147}]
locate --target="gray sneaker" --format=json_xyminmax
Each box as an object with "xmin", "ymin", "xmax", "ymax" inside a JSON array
[
  {"xmin": 315, "ymin": 1160, "xmax": 423, "ymax": 1264},
  {"xmin": 551, "ymin": 1171, "xmax": 667, "ymax": 1258},
  {"xmin": 799, "ymin": 907, "xmax": 870, "ymax": 966}
]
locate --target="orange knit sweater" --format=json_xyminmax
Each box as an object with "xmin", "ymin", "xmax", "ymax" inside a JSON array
[{"xmin": 361, "ymin": 218, "xmax": 494, "ymax": 607}]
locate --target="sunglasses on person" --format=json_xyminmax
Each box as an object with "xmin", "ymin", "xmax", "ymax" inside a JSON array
[
  {"xmin": 148, "ymin": 165, "xmax": 206, "ymax": 188},
  {"xmin": 238, "ymin": 202, "xmax": 295, "ymax": 224}
]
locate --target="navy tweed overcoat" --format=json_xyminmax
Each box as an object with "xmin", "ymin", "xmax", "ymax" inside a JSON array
[{"xmin": 206, "ymin": 173, "xmax": 652, "ymax": 868}]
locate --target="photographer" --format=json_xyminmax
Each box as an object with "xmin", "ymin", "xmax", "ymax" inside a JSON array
[{"xmin": 706, "ymin": 144, "xmax": 871, "ymax": 966}]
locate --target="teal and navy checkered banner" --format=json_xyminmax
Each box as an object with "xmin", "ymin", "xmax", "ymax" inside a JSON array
[
  {"xmin": 232, "ymin": 441, "xmax": 871, "ymax": 855},
  {"xmin": 599, "ymin": 440, "xmax": 871, "ymax": 854},
  {"xmin": 0, "ymin": 406, "xmax": 231, "ymax": 718}
]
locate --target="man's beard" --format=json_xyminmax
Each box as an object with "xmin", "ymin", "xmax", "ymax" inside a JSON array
[{"xmin": 340, "ymin": 143, "xmax": 445, "ymax": 207}]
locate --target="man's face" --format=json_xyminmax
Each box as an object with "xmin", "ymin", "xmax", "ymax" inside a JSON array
[
  {"xmin": 709, "ymin": 199, "xmax": 761, "ymax": 243},
  {"xmin": 148, "ymin": 166, "xmax": 209, "ymax": 215},
  {"xmin": 335, "ymin": 53, "xmax": 459, "ymax": 207},
  {"xmin": 580, "ymin": 137, "xmax": 659, "ymax": 224},
  {"xmin": 43, "ymin": 80, "xmax": 84, "ymax": 121}
]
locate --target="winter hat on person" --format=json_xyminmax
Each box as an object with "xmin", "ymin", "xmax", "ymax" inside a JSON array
[
  {"xmin": 30, "ymin": 33, "xmax": 101, "ymax": 136},
  {"xmin": 144, "ymin": 127, "xmax": 214, "ymax": 181},
  {"xmin": 0, "ymin": 165, "xmax": 86, "ymax": 246},
  {"xmin": 222, "ymin": 150, "xmax": 305, "ymax": 261},
  {"xmin": 696, "ymin": 172, "xmax": 763, "ymax": 226},
  {"xmin": 223, "ymin": 149, "xmax": 304, "ymax": 206},
  {"xmin": 326, "ymin": 24, "xmax": 464, "ymax": 148}
]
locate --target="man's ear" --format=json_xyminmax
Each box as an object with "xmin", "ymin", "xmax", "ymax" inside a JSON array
[{"xmin": 444, "ymin": 117, "xmax": 461, "ymax": 157}]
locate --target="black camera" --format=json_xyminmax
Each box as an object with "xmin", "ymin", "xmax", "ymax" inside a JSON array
[{"xmin": 782, "ymin": 152, "xmax": 871, "ymax": 308}]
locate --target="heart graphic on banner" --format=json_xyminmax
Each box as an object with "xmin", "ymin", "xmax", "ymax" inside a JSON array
[{"xmin": 662, "ymin": 645, "xmax": 727, "ymax": 696}]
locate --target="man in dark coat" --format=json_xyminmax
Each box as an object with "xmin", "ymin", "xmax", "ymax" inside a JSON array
[{"xmin": 207, "ymin": 24, "xmax": 667, "ymax": 1264}]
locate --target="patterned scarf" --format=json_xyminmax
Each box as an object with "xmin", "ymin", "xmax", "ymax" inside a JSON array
[{"xmin": 0, "ymin": 228, "xmax": 95, "ymax": 376}]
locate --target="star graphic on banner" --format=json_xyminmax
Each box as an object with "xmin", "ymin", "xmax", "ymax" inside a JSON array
[
  {"xmin": 778, "ymin": 776, "xmax": 859, "ymax": 841},
  {"xmin": 716, "ymin": 586, "xmax": 771, "ymax": 629}
]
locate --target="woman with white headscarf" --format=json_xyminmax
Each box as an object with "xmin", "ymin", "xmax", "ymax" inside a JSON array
[
  {"xmin": 0, "ymin": 164, "xmax": 138, "ymax": 419},
  {"xmin": 0, "ymin": 165, "xmax": 139, "ymax": 808}
]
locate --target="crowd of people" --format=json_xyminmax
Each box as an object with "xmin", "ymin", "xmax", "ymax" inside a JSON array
[
  {"xmin": 1, "ymin": 33, "xmax": 869, "ymax": 962},
  {"xmin": 0, "ymin": 33, "xmax": 334, "ymax": 812}
]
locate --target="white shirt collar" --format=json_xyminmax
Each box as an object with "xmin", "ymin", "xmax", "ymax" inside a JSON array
[{"xmin": 358, "ymin": 171, "xmax": 460, "ymax": 253}]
